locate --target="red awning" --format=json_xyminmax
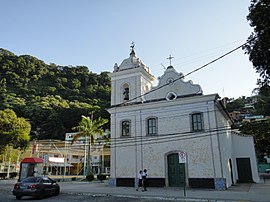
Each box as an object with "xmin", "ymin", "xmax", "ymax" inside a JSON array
[{"xmin": 21, "ymin": 157, "xmax": 43, "ymax": 163}]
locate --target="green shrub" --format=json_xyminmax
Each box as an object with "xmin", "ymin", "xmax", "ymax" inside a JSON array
[
  {"xmin": 0, "ymin": 173, "xmax": 6, "ymax": 179},
  {"xmin": 86, "ymin": 173, "xmax": 94, "ymax": 182},
  {"xmin": 97, "ymin": 174, "xmax": 106, "ymax": 181},
  {"xmin": 9, "ymin": 172, "xmax": 17, "ymax": 179}
]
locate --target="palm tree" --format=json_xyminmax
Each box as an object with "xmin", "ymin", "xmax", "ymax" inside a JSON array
[{"xmin": 72, "ymin": 115, "xmax": 108, "ymax": 175}]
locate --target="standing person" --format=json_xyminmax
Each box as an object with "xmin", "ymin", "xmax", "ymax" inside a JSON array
[
  {"xmin": 136, "ymin": 170, "xmax": 143, "ymax": 191},
  {"xmin": 142, "ymin": 169, "xmax": 148, "ymax": 191}
]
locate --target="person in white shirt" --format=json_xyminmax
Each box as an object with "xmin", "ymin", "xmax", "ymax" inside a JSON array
[{"xmin": 136, "ymin": 170, "xmax": 143, "ymax": 191}]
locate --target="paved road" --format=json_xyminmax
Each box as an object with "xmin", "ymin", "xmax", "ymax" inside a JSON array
[
  {"xmin": 2, "ymin": 178, "xmax": 270, "ymax": 202},
  {"xmin": 0, "ymin": 181, "xmax": 186, "ymax": 202},
  {"xmin": 0, "ymin": 192, "xmax": 179, "ymax": 202}
]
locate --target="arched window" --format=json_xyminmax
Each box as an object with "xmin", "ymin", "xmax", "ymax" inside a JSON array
[
  {"xmin": 123, "ymin": 83, "xmax": 129, "ymax": 101},
  {"xmin": 147, "ymin": 117, "xmax": 158, "ymax": 135},
  {"xmin": 122, "ymin": 120, "xmax": 131, "ymax": 136},
  {"xmin": 191, "ymin": 112, "xmax": 204, "ymax": 132}
]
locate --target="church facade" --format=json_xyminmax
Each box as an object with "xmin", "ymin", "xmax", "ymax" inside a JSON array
[{"xmin": 107, "ymin": 47, "xmax": 259, "ymax": 190}]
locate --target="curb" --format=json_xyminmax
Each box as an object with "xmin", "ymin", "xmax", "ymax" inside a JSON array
[{"xmin": 63, "ymin": 191, "xmax": 238, "ymax": 202}]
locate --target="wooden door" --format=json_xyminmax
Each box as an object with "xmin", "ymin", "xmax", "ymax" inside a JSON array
[
  {"xmin": 168, "ymin": 153, "xmax": 185, "ymax": 187},
  {"xmin": 236, "ymin": 158, "xmax": 253, "ymax": 183}
]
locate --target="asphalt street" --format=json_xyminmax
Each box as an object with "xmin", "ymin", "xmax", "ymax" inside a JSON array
[{"xmin": 1, "ymin": 178, "xmax": 270, "ymax": 202}]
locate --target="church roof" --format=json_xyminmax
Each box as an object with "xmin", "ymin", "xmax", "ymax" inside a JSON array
[
  {"xmin": 144, "ymin": 65, "xmax": 203, "ymax": 101},
  {"xmin": 113, "ymin": 45, "xmax": 150, "ymax": 73}
]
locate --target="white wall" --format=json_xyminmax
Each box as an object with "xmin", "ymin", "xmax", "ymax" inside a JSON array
[
  {"xmin": 232, "ymin": 133, "xmax": 260, "ymax": 183},
  {"xmin": 109, "ymin": 95, "xmax": 224, "ymax": 181}
]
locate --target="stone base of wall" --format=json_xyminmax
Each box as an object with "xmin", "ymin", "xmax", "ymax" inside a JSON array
[
  {"xmin": 189, "ymin": 178, "xmax": 215, "ymax": 189},
  {"xmin": 112, "ymin": 177, "xmax": 224, "ymax": 189},
  {"xmin": 116, "ymin": 178, "xmax": 134, "ymax": 187},
  {"xmin": 115, "ymin": 178, "xmax": 166, "ymax": 187},
  {"xmin": 148, "ymin": 178, "xmax": 165, "ymax": 187}
]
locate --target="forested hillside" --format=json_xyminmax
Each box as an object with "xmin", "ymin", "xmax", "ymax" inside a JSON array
[{"xmin": 0, "ymin": 48, "xmax": 111, "ymax": 140}]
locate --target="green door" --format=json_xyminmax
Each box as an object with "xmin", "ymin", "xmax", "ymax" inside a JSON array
[
  {"xmin": 168, "ymin": 153, "xmax": 185, "ymax": 187},
  {"xmin": 236, "ymin": 158, "xmax": 253, "ymax": 183}
]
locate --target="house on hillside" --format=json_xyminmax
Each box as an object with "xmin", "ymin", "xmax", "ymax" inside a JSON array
[{"xmin": 107, "ymin": 46, "xmax": 259, "ymax": 190}]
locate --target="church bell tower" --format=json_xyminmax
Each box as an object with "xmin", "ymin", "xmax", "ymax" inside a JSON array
[{"xmin": 109, "ymin": 43, "xmax": 156, "ymax": 106}]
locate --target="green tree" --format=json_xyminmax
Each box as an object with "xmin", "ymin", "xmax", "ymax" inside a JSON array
[
  {"xmin": 239, "ymin": 119, "xmax": 270, "ymax": 161},
  {"xmin": 226, "ymin": 97, "xmax": 245, "ymax": 112},
  {"xmin": 253, "ymin": 85, "xmax": 270, "ymax": 116},
  {"xmin": 0, "ymin": 109, "xmax": 31, "ymax": 154},
  {"xmin": 72, "ymin": 115, "xmax": 108, "ymax": 175},
  {"xmin": 0, "ymin": 48, "xmax": 111, "ymax": 141},
  {"xmin": 243, "ymin": 0, "xmax": 270, "ymax": 86}
]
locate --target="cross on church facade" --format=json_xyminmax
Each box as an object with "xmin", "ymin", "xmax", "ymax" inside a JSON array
[{"xmin": 167, "ymin": 54, "xmax": 174, "ymax": 66}]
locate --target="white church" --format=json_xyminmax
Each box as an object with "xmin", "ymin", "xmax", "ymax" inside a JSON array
[{"xmin": 107, "ymin": 45, "xmax": 259, "ymax": 190}]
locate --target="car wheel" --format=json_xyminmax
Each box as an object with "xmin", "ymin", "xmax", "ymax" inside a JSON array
[
  {"xmin": 16, "ymin": 196, "xmax": 22, "ymax": 200},
  {"xmin": 54, "ymin": 188, "xmax": 60, "ymax": 196}
]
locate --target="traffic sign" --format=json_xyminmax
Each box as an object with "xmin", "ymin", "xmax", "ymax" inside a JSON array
[{"xmin": 178, "ymin": 151, "xmax": 187, "ymax": 163}]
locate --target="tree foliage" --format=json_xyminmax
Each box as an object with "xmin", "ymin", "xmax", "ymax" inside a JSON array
[
  {"xmin": 0, "ymin": 109, "xmax": 31, "ymax": 154},
  {"xmin": 0, "ymin": 48, "xmax": 111, "ymax": 141},
  {"xmin": 253, "ymin": 85, "xmax": 270, "ymax": 115},
  {"xmin": 72, "ymin": 115, "xmax": 108, "ymax": 144},
  {"xmin": 72, "ymin": 115, "xmax": 108, "ymax": 174},
  {"xmin": 226, "ymin": 97, "xmax": 245, "ymax": 112},
  {"xmin": 243, "ymin": 0, "xmax": 270, "ymax": 86},
  {"xmin": 239, "ymin": 119, "xmax": 270, "ymax": 159}
]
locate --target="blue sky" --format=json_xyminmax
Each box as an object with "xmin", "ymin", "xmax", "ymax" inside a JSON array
[{"xmin": 0, "ymin": 0, "xmax": 258, "ymax": 98}]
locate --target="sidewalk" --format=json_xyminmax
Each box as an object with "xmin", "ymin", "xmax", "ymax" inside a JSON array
[{"xmin": 59, "ymin": 179, "xmax": 270, "ymax": 202}]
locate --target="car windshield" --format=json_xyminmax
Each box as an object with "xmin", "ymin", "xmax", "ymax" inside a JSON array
[{"xmin": 21, "ymin": 177, "xmax": 41, "ymax": 183}]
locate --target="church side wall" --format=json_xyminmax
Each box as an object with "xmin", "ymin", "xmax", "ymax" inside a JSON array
[
  {"xmin": 232, "ymin": 134, "xmax": 260, "ymax": 183},
  {"xmin": 213, "ymin": 105, "xmax": 234, "ymax": 188}
]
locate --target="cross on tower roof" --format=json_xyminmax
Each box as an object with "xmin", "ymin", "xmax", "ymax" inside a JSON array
[
  {"xmin": 130, "ymin": 41, "xmax": 135, "ymax": 56},
  {"xmin": 166, "ymin": 54, "xmax": 174, "ymax": 66},
  {"xmin": 130, "ymin": 41, "xmax": 135, "ymax": 50}
]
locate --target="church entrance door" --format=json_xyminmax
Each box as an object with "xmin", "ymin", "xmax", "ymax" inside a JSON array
[{"xmin": 167, "ymin": 153, "xmax": 185, "ymax": 187}]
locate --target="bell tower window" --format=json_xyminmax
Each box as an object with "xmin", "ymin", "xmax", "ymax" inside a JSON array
[
  {"xmin": 122, "ymin": 120, "xmax": 131, "ymax": 136},
  {"xmin": 123, "ymin": 83, "xmax": 129, "ymax": 101}
]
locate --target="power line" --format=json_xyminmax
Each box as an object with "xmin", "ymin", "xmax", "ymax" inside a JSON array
[
  {"xmin": 109, "ymin": 126, "xmax": 233, "ymax": 148},
  {"xmin": 33, "ymin": 126, "xmax": 237, "ymax": 150},
  {"xmin": 150, "ymin": 38, "xmax": 248, "ymax": 68}
]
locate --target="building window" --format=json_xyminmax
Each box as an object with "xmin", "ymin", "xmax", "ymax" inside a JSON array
[
  {"xmin": 122, "ymin": 120, "xmax": 131, "ymax": 136},
  {"xmin": 147, "ymin": 117, "xmax": 157, "ymax": 135},
  {"xmin": 123, "ymin": 83, "xmax": 129, "ymax": 101},
  {"xmin": 191, "ymin": 113, "xmax": 203, "ymax": 132}
]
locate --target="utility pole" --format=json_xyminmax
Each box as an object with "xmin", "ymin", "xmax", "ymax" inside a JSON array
[
  {"xmin": 87, "ymin": 135, "xmax": 92, "ymax": 175},
  {"xmin": 86, "ymin": 112, "xmax": 94, "ymax": 175},
  {"xmin": 83, "ymin": 139, "xmax": 87, "ymax": 176}
]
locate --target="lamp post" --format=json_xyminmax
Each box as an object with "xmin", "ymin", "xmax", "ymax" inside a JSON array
[
  {"xmin": 6, "ymin": 146, "xmax": 12, "ymax": 179},
  {"xmin": 16, "ymin": 147, "xmax": 21, "ymax": 173}
]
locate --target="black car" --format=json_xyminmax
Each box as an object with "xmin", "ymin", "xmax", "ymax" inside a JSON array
[{"xmin": 12, "ymin": 176, "xmax": 60, "ymax": 200}]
